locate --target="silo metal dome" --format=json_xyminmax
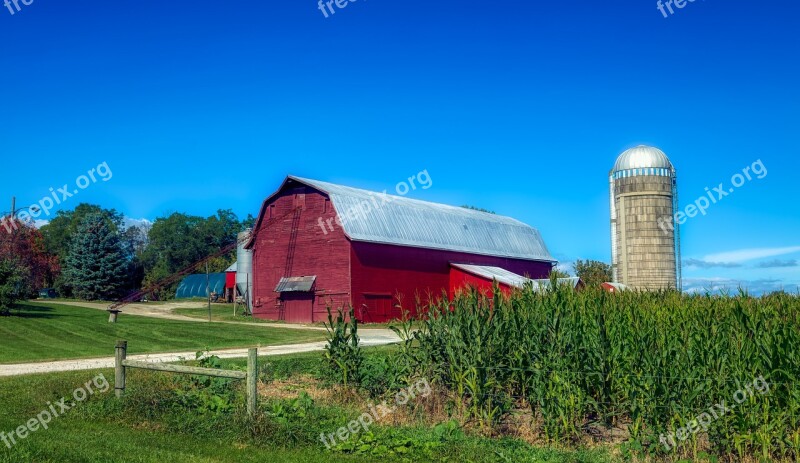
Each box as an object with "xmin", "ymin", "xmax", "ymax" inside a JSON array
[{"xmin": 612, "ymin": 145, "xmax": 673, "ymax": 173}]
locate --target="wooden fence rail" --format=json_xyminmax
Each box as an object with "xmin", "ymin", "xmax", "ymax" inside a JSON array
[{"xmin": 114, "ymin": 340, "xmax": 258, "ymax": 416}]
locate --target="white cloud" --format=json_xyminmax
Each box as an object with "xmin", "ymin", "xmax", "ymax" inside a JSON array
[
  {"xmin": 554, "ymin": 261, "xmax": 574, "ymax": 275},
  {"xmin": 124, "ymin": 217, "xmax": 153, "ymax": 230},
  {"xmin": 683, "ymin": 277, "xmax": 798, "ymax": 296},
  {"xmin": 34, "ymin": 219, "xmax": 49, "ymax": 229},
  {"xmin": 703, "ymin": 246, "xmax": 800, "ymax": 264},
  {"xmin": 683, "ymin": 258, "xmax": 741, "ymax": 269}
]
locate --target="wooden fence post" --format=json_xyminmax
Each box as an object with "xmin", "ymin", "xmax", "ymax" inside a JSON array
[
  {"xmin": 113, "ymin": 342, "xmax": 255, "ymax": 412},
  {"xmin": 115, "ymin": 340, "xmax": 127, "ymax": 398},
  {"xmin": 247, "ymin": 348, "xmax": 258, "ymax": 416}
]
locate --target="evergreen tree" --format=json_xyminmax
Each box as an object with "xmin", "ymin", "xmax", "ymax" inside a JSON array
[{"xmin": 62, "ymin": 213, "xmax": 128, "ymax": 300}]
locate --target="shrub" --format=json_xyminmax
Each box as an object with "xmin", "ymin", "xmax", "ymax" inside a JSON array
[{"xmin": 173, "ymin": 352, "xmax": 239, "ymax": 416}]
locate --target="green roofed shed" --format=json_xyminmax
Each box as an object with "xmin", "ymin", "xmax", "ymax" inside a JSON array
[{"xmin": 176, "ymin": 273, "xmax": 227, "ymax": 299}]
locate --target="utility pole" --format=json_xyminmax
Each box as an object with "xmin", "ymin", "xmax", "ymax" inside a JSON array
[
  {"xmin": 10, "ymin": 196, "xmax": 15, "ymax": 219},
  {"xmin": 206, "ymin": 262, "xmax": 211, "ymax": 322}
]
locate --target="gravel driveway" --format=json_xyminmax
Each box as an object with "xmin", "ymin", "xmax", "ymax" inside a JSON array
[
  {"xmin": 0, "ymin": 331, "xmax": 401, "ymax": 377},
  {"xmin": 2, "ymin": 301, "xmax": 402, "ymax": 377}
]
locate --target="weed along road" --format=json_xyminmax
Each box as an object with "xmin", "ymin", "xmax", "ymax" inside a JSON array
[{"xmin": 0, "ymin": 332, "xmax": 401, "ymax": 377}]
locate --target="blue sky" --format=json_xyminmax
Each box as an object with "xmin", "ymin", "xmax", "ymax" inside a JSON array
[{"xmin": 1, "ymin": 0, "xmax": 798, "ymax": 294}]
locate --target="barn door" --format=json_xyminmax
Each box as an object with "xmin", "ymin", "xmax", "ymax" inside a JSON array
[
  {"xmin": 282, "ymin": 292, "xmax": 314, "ymax": 323},
  {"xmin": 362, "ymin": 294, "xmax": 394, "ymax": 323}
]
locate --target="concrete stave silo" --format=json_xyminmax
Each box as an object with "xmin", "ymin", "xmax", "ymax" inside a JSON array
[{"xmin": 610, "ymin": 145, "xmax": 681, "ymax": 290}]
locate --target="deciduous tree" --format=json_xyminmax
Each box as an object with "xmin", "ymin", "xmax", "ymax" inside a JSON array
[
  {"xmin": 0, "ymin": 218, "xmax": 60, "ymax": 297},
  {"xmin": 573, "ymin": 259, "xmax": 612, "ymax": 287},
  {"xmin": 140, "ymin": 209, "xmax": 244, "ymax": 300}
]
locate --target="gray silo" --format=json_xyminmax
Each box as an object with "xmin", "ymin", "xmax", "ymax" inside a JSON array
[
  {"xmin": 610, "ymin": 146, "xmax": 681, "ymax": 290},
  {"xmin": 236, "ymin": 230, "xmax": 254, "ymax": 311}
]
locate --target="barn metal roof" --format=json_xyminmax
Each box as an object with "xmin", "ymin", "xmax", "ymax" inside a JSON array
[
  {"xmin": 530, "ymin": 277, "xmax": 583, "ymax": 291},
  {"xmin": 290, "ymin": 176, "xmax": 556, "ymax": 262},
  {"xmin": 451, "ymin": 263, "xmax": 579, "ymax": 289},
  {"xmin": 275, "ymin": 276, "xmax": 316, "ymax": 292},
  {"xmin": 451, "ymin": 264, "xmax": 532, "ymax": 287}
]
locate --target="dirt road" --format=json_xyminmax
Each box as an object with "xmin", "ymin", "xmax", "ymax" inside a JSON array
[
  {"xmin": 2, "ymin": 300, "xmax": 401, "ymax": 377},
  {"xmin": 0, "ymin": 334, "xmax": 401, "ymax": 377}
]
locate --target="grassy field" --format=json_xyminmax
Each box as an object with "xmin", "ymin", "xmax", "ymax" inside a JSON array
[
  {"xmin": 5, "ymin": 288, "xmax": 795, "ymax": 462},
  {"xmin": 0, "ymin": 302, "xmax": 326, "ymax": 364},
  {"xmin": 0, "ymin": 350, "xmax": 617, "ymax": 463}
]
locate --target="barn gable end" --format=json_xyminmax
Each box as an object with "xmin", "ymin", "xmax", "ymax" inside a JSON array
[{"xmin": 249, "ymin": 181, "xmax": 351, "ymax": 322}]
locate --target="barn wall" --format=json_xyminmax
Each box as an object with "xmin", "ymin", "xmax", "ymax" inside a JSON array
[
  {"xmin": 251, "ymin": 186, "xmax": 351, "ymax": 322},
  {"xmin": 350, "ymin": 242, "xmax": 553, "ymax": 322}
]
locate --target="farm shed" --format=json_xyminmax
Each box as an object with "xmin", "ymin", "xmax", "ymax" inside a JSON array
[
  {"xmin": 175, "ymin": 273, "xmax": 227, "ymax": 299},
  {"xmin": 225, "ymin": 262, "xmax": 237, "ymax": 293},
  {"xmin": 601, "ymin": 282, "xmax": 629, "ymax": 293},
  {"xmin": 450, "ymin": 263, "xmax": 583, "ymax": 295},
  {"xmin": 246, "ymin": 175, "xmax": 557, "ymax": 323}
]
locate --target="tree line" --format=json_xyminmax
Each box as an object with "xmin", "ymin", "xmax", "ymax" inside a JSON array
[
  {"xmin": 550, "ymin": 259, "xmax": 613, "ymax": 287},
  {"xmin": 0, "ymin": 201, "xmax": 613, "ymax": 312},
  {"xmin": 0, "ymin": 203, "xmax": 253, "ymax": 310}
]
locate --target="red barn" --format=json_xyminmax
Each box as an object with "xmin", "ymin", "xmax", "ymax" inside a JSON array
[{"xmin": 247, "ymin": 176, "xmax": 557, "ymax": 323}]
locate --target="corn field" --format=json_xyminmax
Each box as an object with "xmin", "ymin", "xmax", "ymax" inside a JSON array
[{"xmin": 394, "ymin": 284, "xmax": 800, "ymax": 460}]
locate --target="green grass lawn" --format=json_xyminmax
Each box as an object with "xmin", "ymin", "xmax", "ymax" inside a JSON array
[
  {"xmin": 0, "ymin": 302, "xmax": 327, "ymax": 364},
  {"xmin": 0, "ymin": 368, "xmax": 390, "ymax": 463},
  {"xmin": 0, "ymin": 350, "xmax": 619, "ymax": 463}
]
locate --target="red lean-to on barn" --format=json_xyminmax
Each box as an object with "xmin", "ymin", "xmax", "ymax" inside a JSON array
[{"xmin": 246, "ymin": 176, "xmax": 558, "ymax": 323}]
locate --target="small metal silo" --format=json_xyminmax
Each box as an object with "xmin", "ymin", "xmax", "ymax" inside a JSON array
[{"xmin": 236, "ymin": 230, "xmax": 254, "ymax": 311}]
